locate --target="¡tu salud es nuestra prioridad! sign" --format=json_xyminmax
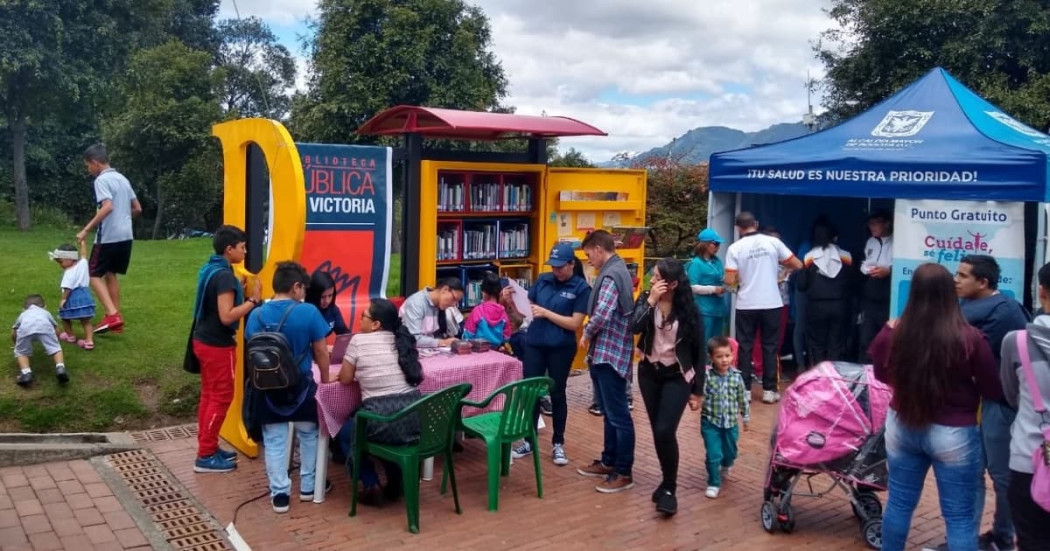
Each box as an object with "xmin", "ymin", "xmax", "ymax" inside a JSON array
[{"xmin": 890, "ymin": 199, "xmax": 1025, "ymax": 317}]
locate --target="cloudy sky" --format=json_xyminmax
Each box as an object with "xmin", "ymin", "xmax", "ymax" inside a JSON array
[{"xmin": 218, "ymin": 0, "xmax": 836, "ymax": 162}]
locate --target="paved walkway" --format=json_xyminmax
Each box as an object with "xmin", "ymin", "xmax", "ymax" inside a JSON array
[{"xmin": 1, "ymin": 373, "xmax": 993, "ymax": 550}]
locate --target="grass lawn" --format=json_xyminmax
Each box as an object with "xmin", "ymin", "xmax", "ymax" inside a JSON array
[{"xmin": 0, "ymin": 217, "xmax": 406, "ymax": 433}]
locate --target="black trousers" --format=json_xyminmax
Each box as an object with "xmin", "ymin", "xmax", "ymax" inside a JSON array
[
  {"xmin": 637, "ymin": 360, "xmax": 691, "ymax": 493},
  {"xmin": 523, "ymin": 344, "xmax": 576, "ymax": 445},
  {"xmin": 805, "ymin": 298, "xmax": 851, "ymax": 365},
  {"xmin": 1008, "ymin": 470, "xmax": 1050, "ymax": 550},
  {"xmin": 857, "ymin": 299, "xmax": 889, "ymax": 363},
  {"xmin": 736, "ymin": 308, "xmax": 781, "ymax": 391}
]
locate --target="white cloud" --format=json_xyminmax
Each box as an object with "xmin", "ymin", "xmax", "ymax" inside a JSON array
[
  {"xmin": 246, "ymin": 0, "xmax": 837, "ymax": 162},
  {"xmin": 217, "ymin": 0, "xmax": 317, "ymax": 25}
]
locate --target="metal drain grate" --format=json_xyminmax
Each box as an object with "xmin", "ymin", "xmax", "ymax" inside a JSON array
[
  {"xmin": 105, "ymin": 450, "xmax": 231, "ymax": 551},
  {"xmin": 130, "ymin": 424, "xmax": 199, "ymax": 443}
]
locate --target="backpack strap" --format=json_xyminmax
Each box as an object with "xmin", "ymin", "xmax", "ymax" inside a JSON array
[
  {"xmin": 274, "ymin": 302, "xmax": 299, "ymax": 332},
  {"xmin": 1017, "ymin": 330, "xmax": 1047, "ymax": 414}
]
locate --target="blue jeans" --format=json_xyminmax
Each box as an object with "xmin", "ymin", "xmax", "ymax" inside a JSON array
[
  {"xmin": 975, "ymin": 399, "xmax": 1016, "ymax": 542},
  {"xmin": 700, "ymin": 419, "xmax": 738, "ymax": 488},
  {"xmin": 262, "ymin": 422, "xmax": 318, "ymax": 497},
  {"xmin": 882, "ymin": 409, "xmax": 981, "ymax": 551},
  {"xmin": 590, "ymin": 363, "xmax": 635, "ymax": 476}
]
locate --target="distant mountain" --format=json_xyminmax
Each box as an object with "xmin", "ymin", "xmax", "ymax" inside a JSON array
[{"xmin": 601, "ymin": 121, "xmax": 811, "ymax": 166}]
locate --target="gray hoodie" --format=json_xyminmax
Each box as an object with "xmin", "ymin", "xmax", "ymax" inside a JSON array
[{"xmin": 999, "ymin": 315, "xmax": 1050, "ymax": 474}]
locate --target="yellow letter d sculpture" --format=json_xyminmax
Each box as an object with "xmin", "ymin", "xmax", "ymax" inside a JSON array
[{"xmin": 212, "ymin": 118, "xmax": 306, "ymax": 458}]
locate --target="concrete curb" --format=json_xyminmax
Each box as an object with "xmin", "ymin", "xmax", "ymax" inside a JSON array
[{"xmin": 0, "ymin": 432, "xmax": 139, "ymax": 466}]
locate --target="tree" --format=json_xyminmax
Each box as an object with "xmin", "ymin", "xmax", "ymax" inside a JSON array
[
  {"xmin": 635, "ymin": 157, "xmax": 709, "ymax": 259},
  {"xmin": 103, "ymin": 41, "xmax": 223, "ymax": 239},
  {"xmin": 0, "ymin": 0, "xmax": 167, "ymax": 230},
  {"xmin": 817, "ymin": 0, "xmax": 1050, "ymax": 129},
  {"xmin": 549, "ymin": 147, "xmax": 595, "ymax": 168},
  {"xmin": 292, "ymin": 0, "xmax": 508, "ymax": 143},
  {"xmin": 217, "ymin": 17, "xmax": 297, "ymax": 119}
]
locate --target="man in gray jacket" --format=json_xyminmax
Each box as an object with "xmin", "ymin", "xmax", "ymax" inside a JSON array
[{"xmin": 999, "ymin": 262, "xmax": 1050, "ymax": 550}]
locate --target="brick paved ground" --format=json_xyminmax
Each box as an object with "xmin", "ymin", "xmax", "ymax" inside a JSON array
[
  {"xmin": 0, "ymin": 460, "xmax": 152, "ymax": 551},
  {"xmin": 141, "ymin": 373, "xmax": 994, "ymax": 551}
]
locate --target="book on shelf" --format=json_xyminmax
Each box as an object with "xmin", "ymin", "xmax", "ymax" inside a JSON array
[
  {"xmin": 503, "ymin": 181, "xmax": 532, "ymax": 212},
  {"xmin": 437, "ymin": 226, "xmax": 460, "ymax": 261},
  {"xmin": 462, "ymin": 222, "xmax": 497, "ymax": 260},
  {"xmin": 438, "ymin": 177, "xmax": 465, "ymax": 212},
  {"xmin": 607, "ymin": 226, "xmax": 648, "ymax": 249},
  {"xmin": 498, "ymin": 221, "xmax": 529, "ymax": 259},
  {"xmin": 558, "ymin": 191, "xmax": 628, "ymax": 202},
  {"xmin": 470, "ymin": 178, "xmax": 500, "ymax": 212}
]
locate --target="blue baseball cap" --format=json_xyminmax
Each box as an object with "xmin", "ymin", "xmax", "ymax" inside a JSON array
[
  {"xmin": 545, "ymin": 243, "xmax": 576, "ymax": 267},
  {"xmin": 696, "ymin": 228, "xmax": 723, "ymax": 244}
]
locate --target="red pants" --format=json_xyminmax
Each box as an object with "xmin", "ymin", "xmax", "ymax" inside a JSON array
[
  {"xmin": 752, "ymin": 307, "xmax": 788, "ymax": 379},
  {"xmin": 193, "ymin": 340, "xmax": 236, "ymax": 459}
]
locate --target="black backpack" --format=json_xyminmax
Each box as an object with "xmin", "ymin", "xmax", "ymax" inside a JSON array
[{"xmin": 245, "ymin": 303, "xmax": 304, "ymax": 392}]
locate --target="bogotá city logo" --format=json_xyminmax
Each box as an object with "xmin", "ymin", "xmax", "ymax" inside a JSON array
[{"xmin": 871, "ymin": 110, "xmax": 935, "ymax": 138}]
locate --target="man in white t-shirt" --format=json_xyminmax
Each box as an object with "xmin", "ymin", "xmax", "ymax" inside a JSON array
[{"xmin": 724, "ymin": 212, "xmax": 802, "ymax": 404}]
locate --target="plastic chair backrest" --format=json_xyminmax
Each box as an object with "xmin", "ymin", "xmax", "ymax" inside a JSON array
[
  {"xmin": 494, "ymin": 377, "xmax": 554, "ymax": 441},
  {"xmin": 414, "ymin": 383, "xmax": 472, "ymax": 457}
]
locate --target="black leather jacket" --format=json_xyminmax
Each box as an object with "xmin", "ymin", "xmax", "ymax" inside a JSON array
[{"xmin": 631, "ymin": 291, "xmax": 706, "ymax": 395}]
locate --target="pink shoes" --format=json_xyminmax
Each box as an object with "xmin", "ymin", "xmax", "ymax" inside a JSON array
[
  {"xmin": 77, "ymin": 339, "xmax": 94, "ymax": 351},
  {"xmin": 59, "ymin": 332, "xmax": 77, "ymax": 343}
]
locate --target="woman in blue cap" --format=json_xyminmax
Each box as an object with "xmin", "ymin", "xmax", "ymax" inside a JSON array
[
  {"xmin": 687, "ymin": 228, "xmax": 728, "ymax": 345},
  {"xmin": 509, "ymin": 242, "xmax": 591, "ymax": 467}
]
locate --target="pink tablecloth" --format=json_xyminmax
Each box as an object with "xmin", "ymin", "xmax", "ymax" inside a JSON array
[{"xmin": 311, "ymin": 350, "xmax": 523, "ymax": 437}]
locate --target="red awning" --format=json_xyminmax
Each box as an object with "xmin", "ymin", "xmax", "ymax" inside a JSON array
[{"xmin": 356, "ymin": 105, "xmax": 607, "ymax": 140}]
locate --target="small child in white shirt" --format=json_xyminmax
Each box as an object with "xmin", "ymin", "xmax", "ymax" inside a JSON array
[
  {"xmin": 11, "ymin": 294, "xmax": 69, "ymax": 386},
  {"xmin": 50, "ymin": 242, "xmax": 95, "ymax": 350}
]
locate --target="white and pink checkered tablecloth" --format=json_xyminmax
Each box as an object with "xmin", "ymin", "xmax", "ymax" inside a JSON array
[{"xmin": 311, "ymin": 350, "xmax": 524, "ymax": 437}]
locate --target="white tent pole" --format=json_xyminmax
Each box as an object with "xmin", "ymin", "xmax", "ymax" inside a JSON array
[{"xmin": 728, "ymin": 193, "xmax": 742, "ymax": 339}]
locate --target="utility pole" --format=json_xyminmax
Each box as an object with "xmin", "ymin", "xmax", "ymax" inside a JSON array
[{"xmin": 803, "ymin": 71, "xmax": 817, "ymax": 133}]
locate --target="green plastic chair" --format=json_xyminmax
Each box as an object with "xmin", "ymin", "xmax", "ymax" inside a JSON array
[
  {"xmin": 440, "ymin": 376, "xmax": 553, "ymax": 511},
  {"xmin": 349, "ymin": 383, "xmax": 472, "ymax": 534}
]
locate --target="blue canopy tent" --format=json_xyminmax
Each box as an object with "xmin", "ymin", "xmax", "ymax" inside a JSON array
[{"xmin": 707, "ymin": 67, "xmax": 1050, "ymax": 306}]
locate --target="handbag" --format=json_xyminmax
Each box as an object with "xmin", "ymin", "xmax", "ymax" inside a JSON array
[
  {"xmin": 183, "ymin": 326, "xmax": 201, "ymax": 374},
  {"xmin": 1015, "ymin": 330, "xmax": 1050, "ymax": 512}
]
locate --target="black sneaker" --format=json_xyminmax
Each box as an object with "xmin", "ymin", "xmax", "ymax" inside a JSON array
[
  {"xmin": 978, "ymin": 531, "xmax": 1015, "ymax": 551},
  {"xmin": 651, "ymin": 483, "xmax": 666, "ymax": 503},
  {"xmin": 271, "ymin": 493, "xmax": 290, "ymax": 513},
  {"xmin": 588, "ymin": 404, "xmax": 602, "ymax": 416},
  {"xmin": 16, "ymin": 372, "xmax": 33, "ymax": 387},
  {"xmin": 55, "ymin": 366, "xmax": 69, "ymax": 384},
  {"xmin": 655, "ymin": 489, "xmax": 677, "ymax": 515},
  {"xmin": 539, "ymin": 396, "xmax": 553, "ymax": 416}
]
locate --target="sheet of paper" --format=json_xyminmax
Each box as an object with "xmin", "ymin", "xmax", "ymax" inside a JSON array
[
  {"xmin": 507, "ymin": 278, "xmax": 534, "ymax": 322},
  {"xmin": 556, "ymin": 213, "xmax": 573, "ymax": 236},
  {"xmin": 602, "ymin": 212, "xmax": 621, "ymax": 227},
  {"xmin": 576, "ymin": 212, "xmax": 596, "ymax": 230}
]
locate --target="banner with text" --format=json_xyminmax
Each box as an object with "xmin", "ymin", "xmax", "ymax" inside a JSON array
[
  {"xmin": 296, "ymin": 143, "xmax": 392, "ymax": 333},
  {"xmin": 891, "ymin": 199, "xmax": 1025, "ymax": 317}
]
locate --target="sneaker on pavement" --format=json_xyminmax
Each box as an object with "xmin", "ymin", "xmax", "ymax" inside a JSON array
[
  {"xmin": 194, "ymin": 453, "xmax": 236, "ymax": 473},
  {"xmin": 55, "ymin": 366, "xmax": 69, "ymax": 384},
  {"xmin": 705, "ymin": 486, "xmax": 720, "ymax": 499},
  {"xmin": 588, "ymin": 404, "xmax": 602, "ymax": 416},
  {"xmin": 651, "ymin": 483, "xmax": 666, "ymax": 503},
  {"xmin": 595, "ymin": 473, "xmax": 634, "ymax": 493},
  {"xmin": 16, "ymin": 372, "xmax": 33, "ymax": 387},
  {"xmin": 271, "ymin": 493, "xmax": 290, "ymax": 513},
  {"xmin": 655, "ymin": 489, "xmax": 677, "ymax": 515},
  {"xmin": 978, "ymin": 531, "xmax": 1015, "ymax": 551},
  {"xmin": 552, "ymin": 443, "xmax": 568, "ymax": 466},
  {"xmin": 216, "ymin": 449, "xmax": 237, "ymax": 462},
  {"xmin": 762, "ymin": 391, "xmax": 781, "ymax": 404},
  {"xmin": 299, "ymin": 479, "xmax": 333, "ymax": 501},
  {"xmin": 511, "ymin": 441, "xmax": 533, "ymax": 459},
  {"xmin": 628, "ymin": 400, "xmax": 634, "ymax": 411},
  {"xmin": 539, "ymin": 397, "xmax": 553, "ymax": 416},
  {"xmin": 577, "ymin": 460, "xmax": 614, "ymax": 478}
]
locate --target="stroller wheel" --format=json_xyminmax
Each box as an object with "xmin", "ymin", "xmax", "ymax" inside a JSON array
[
  {"xmin": 852, "ymin": 492, "xmax": 883, "ymax": 521},
  {"xmin": 760, "ymin": 501, "xmax": 777, "ymax": 533},
  {"xmin": 862, "ymin": 519, "xmax": 882, "ymax": 549},
  {"xmin": 779, "ymin": 504, "xmax": 796, "ymax": 533}
]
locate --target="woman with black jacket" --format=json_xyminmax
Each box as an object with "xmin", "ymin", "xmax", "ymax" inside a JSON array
[
  {"xmin": 632, "ymin": 258, "xmax": 706, "ymax": 517},
  {"xmin": 796, "ymin": 220, "xmax": 856, "ymax": 365}
]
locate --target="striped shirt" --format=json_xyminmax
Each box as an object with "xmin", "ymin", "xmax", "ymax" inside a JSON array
[
  {"xmin": 584, "ymin": 277, "xmax": 633, "ymax": 378},
  {"xmin": 343, "ymin": 331, "xmax": 415, "ymax": 400},
  {"xmin": 702, "ymin": 367, "xmax": 750, "ymax": 428}
]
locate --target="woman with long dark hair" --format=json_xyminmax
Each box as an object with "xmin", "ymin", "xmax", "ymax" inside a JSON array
[
  {"xmin": 797, "ymin": 220, "xmax": 855, "ymax": 364},
  {"xmin": 306, "ymin": 269, "xmax": 349, "ymax": 336},
  {"xmin": 335, "ymin": 298, "xmax": 424, "ymax": 505},
  {"xmin": 632, "ymin": 258, "xmax": 705, "ymax": 516},
  {"xmin": 868, "ymin": 263, "xmax": 1003, "ymax": 550}
]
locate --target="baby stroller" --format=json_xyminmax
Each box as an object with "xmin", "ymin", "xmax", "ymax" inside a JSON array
[{"xmin": 761, "ymin": 361, "xmax": 892, "ymax": 549}]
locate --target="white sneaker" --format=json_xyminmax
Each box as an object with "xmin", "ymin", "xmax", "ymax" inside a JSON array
[
  {"xmin": 705, "ymin": 486, "xmax": 720, "ymax": 499},
  {"xmin": 511, "ymin": 441, "xmax": 533, "ymax": 459},
  {"xmin": 762, "ymin": 391, "xmax": 781, "ymax": 404},
  {"xmin": 552, "ymin": 443, "xmax": 569, "ymax": 466}
]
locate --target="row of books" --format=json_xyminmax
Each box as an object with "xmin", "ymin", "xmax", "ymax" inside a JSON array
[
  {"xmin": 439, "ymin": 221, "xmax": 531, "ymax": 261},
  {"xmin": 498, "ymin": 223, "xmax": 529, "ymax": 259},
  {"xmin": 437, "ymin": 227, "xmax": 460, "ymax": 261},
  {"xmin": 436, "ymin": 177, "xmax": 533, "ymax": 212},
  {"xmin": 438, "ymin": 179, "xmax": 466, "ymax": 212},
  {"xmin": 503, "ymin": 183, "xmax": 532, "ymax": 212}
]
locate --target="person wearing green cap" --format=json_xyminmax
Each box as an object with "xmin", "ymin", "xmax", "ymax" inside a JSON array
[{"xmin": 687, "ymin": 228, "xmax": 728, "ymax": 345}]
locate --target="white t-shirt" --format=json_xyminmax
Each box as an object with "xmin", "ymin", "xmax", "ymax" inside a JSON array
[
  {"xmin": 726, "ymin": 232, "xmax": 795, "ymax": 310},
  {"xmin": 860, "ymin": 236, "xmax": 893, "ymax": 275},
  {"xmin": 60, "ymin": 259, "xmax": 90, "ymax": 290},
  {"xmin": 343, "ymin": 331, "xmax": 417, "ymax": 401},
  {"xmin": 93, "ymin": 168, "xmax": 137, "ymax": 244}
]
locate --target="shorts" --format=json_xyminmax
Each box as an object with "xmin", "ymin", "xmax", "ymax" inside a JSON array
[
  {"xmin": 89, "ymin": 240, "xmax": 133, "ymax": 277},
  {"xmin": 14, "ymin": 333, "xmax": 62, "ymax": 358}
]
